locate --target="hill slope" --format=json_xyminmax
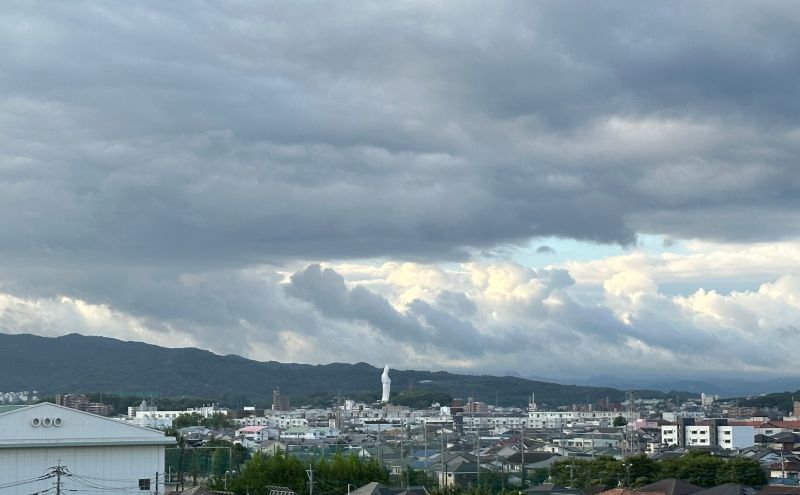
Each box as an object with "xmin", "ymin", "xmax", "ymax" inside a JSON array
[{"xmin": 0, "ymin": 332, "xmax": 677, "ymax": 407}]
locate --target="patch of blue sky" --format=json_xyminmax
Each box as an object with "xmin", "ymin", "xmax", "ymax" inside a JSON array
[{"xmin": 501, "ymin": 234, "xmax": 693, "ymax": 268}]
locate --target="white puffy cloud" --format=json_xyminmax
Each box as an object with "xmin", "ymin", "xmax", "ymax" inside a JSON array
[
  {"xmin": 0, "ymin": 251, "xmax": 798, "ymax": 379},
  {"xmin": 0, "ymin": 292, "xmax": 195, "ymax": 349}
]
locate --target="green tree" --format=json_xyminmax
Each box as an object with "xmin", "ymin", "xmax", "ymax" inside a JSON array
[
  {"xmin": 660, "ymin": 452, "xmax": 725, "ymax": 488},
  {"xmin": 550, "ymin": 455, "xmax": 660, "ymax": 489},
  {"xmin": 429, "ymin": 486, "xmax": 463, "ymax": 495},
  {"xmin": 550, "ymin": 456, "xmax": 624, "ymax": 488},
  {"xmin": 626, "ymin": 454, "xmax": 661, "ymax": 487},
  {"xmin": 173, "ymin": 412, "xmax": 233, "ymax": 429},
  {"xmin": 529, "ymin": 468, "xmax": 550, "ymax": 486},
  {"xmin": 228, "ymin": 452, "xmax": 388, "ymax": 495},
  {"xmin": 613, "ymin": 416, "xmax": 628, "ymax": 427},
  {"xmin": 204, "ymin": 412, "xmax": 234, "ymax": 429},
  {"xmin": 406, "ymin": 467, "xmax": 438, "ymax": 488},
  {"xmin": 315, "ymin": 454, "xmax": 389, "ymax": 493},
  {"xmin": 391, "ymin": 390, "xmax": 454, "ymax": 409},
  {"xmin": 715, "ymin": 457, "xmax": 768, "ymax": 487},
  {"xmin": 229, "ymin": 451, "xmax": 307, "ymax": 495},
  {"xmin": 173, "ymin": 412, "xmax": 205, "ymax": 429}
]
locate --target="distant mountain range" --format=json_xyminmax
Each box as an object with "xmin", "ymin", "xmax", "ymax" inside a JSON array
[
  {"xmin": 563, "ymin": 374, "xmax": 800, "ymax": 398},
  {"xmin": 0, "ymin": 333, "xmax": 699, "ymax": 407}
]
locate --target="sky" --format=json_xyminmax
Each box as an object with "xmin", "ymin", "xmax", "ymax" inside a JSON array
[{"xmin": 2, "ymin": 1, "xmax": 800, "ymax": 382}]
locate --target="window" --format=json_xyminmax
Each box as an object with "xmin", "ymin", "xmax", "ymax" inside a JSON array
[{"xmin": 139, "ymin": 479, "xmax": 151, "ymax": 490}]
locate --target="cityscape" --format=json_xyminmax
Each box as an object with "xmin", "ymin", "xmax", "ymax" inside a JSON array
[
  {"xmin": 1, "ymin": 366, "xmax": 799, "ymax": 494},
  {"xmin": 1, "ymin": 1, "xmax": 800, "ymax": 495}
]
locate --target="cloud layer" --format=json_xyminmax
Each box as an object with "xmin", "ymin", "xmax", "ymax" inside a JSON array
[
  {"xmin": 1, "ymin": 2, "xmax": 799, "ymax": 379},
  {"xmin": 3, "ymin": 2, "xmax": 800, "ymax": 268},
  {"xmin": 3, "ymin": 246, "xmax": 800, "ymax": 378}
]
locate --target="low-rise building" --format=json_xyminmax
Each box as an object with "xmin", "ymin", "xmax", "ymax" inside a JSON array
[
  {"xmin": 281, "ymin": 426, "xmax": 341, "ymax": 440},
  {"xmin": 0, "ymin": 402, "xmax": 174, "ymax": 495}
]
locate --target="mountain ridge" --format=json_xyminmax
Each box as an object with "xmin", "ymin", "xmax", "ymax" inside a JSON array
[{"xmin": 0, "ymin": 332, "xmax": 690, "ymax": 407}]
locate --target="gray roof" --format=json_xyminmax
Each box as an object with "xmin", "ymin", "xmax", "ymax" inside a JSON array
[
  {"xmin": 524, "ymin": 484, "xmax": 583, "ymax": 495},
  {"xmin": 0, "ymin": 405, "xmax": 27, "ymax": 415},
  {"xmin": 350, "ymin": 482, "xmax": 430, "ymax": 495},
  {"xmin": 693, "ymin": 484, "xmax": 758, "ymax": 495},
  {"xmin": 504, "ymin": 452, "xmax": 559, "ymax": 464},
  {"xmin": 637, "ymin": 479, "xmax": 704, "ymax": 495}
]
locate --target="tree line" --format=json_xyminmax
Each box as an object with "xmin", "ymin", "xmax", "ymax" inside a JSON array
[
  {"xmin": 549, "ymin": 452, "xmax": 767, "ymax": 489},
  {"xmin": 222, "ymin": 451, "xmax": 389, "ymax": 495}
]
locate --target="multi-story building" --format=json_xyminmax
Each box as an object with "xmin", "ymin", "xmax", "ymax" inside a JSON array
[
  {"xmin": 272, "ymin": 388, "xmax": 290, "ymax": 412},
  {"xmin": 464, "ymin": 400, "xmax": 489, "ymax": 414},
  {"xmin": 528, "ymin": 410, "xmax": 638, "ymax": 429},
  {"xmin": 660, "ymin": 419, "xmax": 754, "ymax": 449},
  {"xmin": 55, "ymin": 394, "xmax": 113, "ymax": 416},
  {"xmin": 462, "ymin": 414, "xmax": 527, "ymax": 434},
  {"xmin": 662, "ymin": 411, "xmax": 705, "ymax": 422}
]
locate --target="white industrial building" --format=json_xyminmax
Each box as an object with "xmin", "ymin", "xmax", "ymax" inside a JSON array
[{"xmin": 0, "ymin": 402, "xmax": 175, "ymax": 494}]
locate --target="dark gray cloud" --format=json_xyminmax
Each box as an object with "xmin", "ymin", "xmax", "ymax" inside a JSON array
[
  {"xmin": 1, "ymin": 1, "xmax": 799, "ymax": 273},
  {"xmin": 536, "ymin": 245, "xmax": 556, "ymax": 255},
  {"xmin": 286, "ymin": 264, "xmax": 491, "ymax": 356}
]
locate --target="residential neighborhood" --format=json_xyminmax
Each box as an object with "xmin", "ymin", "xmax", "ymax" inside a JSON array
[{"xmin": 3, "ymin": 368, "xmax": 794, "ymax": 495}]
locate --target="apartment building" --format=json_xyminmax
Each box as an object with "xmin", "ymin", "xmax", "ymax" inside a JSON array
[{"xmin": 661, "ymin": 420, "xmax": 755, "ymax": 449}]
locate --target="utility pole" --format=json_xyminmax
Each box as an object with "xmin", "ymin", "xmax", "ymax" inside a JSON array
[
  {"xmin": 306, "ymin": 466, "xmax": 315, "ymax": 495},
  {"xmin": 624, "ymin": 462, "xmax": 631, "ymax": 489},
  {"xmin": 423, "ymin": 421, "xmax": 428, "ymax": 474},
  {"xmin": 475, "ymin": 414, "xmax": 480, "ymax": 487},
  {"xmin": 400, "ymin": 421, "xmax": 405, "ymax": 488},
  {"xmin": 441, "ymin": 427, "xmax": 447, "ymax": 487},
  {"xmin": 500, "ymin": 456, "xmax": 505, "ymax": 493},
  {"xmin": 569, "ymin": 461, "xmax": 574, "ymax": 488},
  {"xmin": 50, "ymin": 462, "xmax": 68, "ymax": 495},
  {"xmin": 781, "ymin": 450, "xmax": 786, "ymax": 480},
  {"xmin": 155, "ymin": 471, "xmax": 160, "ymax": 495},
  {"xmin": 520, "ymin": 424, "xmax": 526, "ymax": 488}
]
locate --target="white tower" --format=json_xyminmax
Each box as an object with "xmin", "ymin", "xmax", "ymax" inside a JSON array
[{"xmin": 381, "ymin": 365, "xmax": 391, "ymax": 403}]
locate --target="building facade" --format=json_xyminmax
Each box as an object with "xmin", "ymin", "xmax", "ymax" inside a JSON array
[{"xmin": 0, "ymin": 402, "xmax": 175, "ymax": 495}]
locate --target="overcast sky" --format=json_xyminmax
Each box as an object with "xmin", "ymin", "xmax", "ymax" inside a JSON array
[{"xmin": 2, "ymin": 1, "xmax": 800, "ymax": 382}]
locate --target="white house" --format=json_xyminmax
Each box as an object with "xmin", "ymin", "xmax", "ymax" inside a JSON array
[
  {"xmin": 0, "ymin": 402, "xmax": 175, "ymax": 495},
  {"xmin": 236, "ymin": 425, "xmax": 279, "ymax": 449}
]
